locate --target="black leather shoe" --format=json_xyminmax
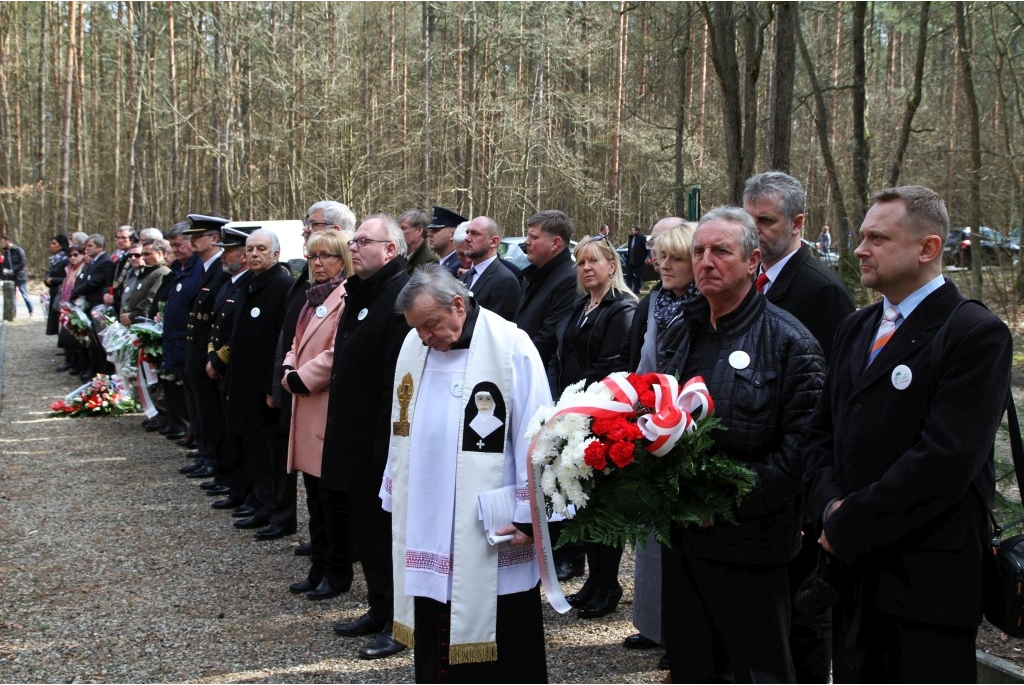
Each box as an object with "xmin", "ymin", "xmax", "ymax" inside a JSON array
[
  {"xmin": 205, "ymin": 485, "xmax": 231, "ymax": 496},
  {"xmin": 556, "ymin": 560, "xmax": 585, "ymax": 582},
  {"xmin": 333, "ymin": 612, "xmax": 387, "ymax": 636},
  {"xmin": 623, "ymin": 633, "xmax": 658, "ymax": 650},
  {"xmin": 306, "ymin": 576, "xmax": 350, "ymax": 601},
  {"xmin": 200, "ymin": 480, "xmax": 222, "ymax": 491},
  {"xmin": 179, "ymin": 462, "xmax": 202, "ymax": 475},
  {"xmin": 55, "ymin": 362, "xmax": 72, "ymax": 372},
  {"xmin": 176, "ymin": 438, "xmax": 197, "ymax": 449},
  {"xmin": 294, "ymin": 542, "xmax": 313, "ymax": 557},
  {"xmin": 658, "ymin": 653, "xmax": 670, "ymax": 670},
  {"xmin": 211, "ymin": 497, "xmax": 243, "ymax": 510},
  {"xmin": 233, "ymin": 515, "xmax": 270, "ymax": 530},
  {"xmin": 254, "ymin": 524, "xmax": 295, "ymax": 542},
  {"xmin": 164, "ymin": 430, "xmax": 187, "ymax": 441},
  {"xmin": 358, "ymin": 632, "xmax": 405, "ymax": 660},
  {"xmin": 289, "ymin": 576, "xmax": 323, "ymax": 594},
  {"xmin": 577, "ymin": 584, "xmax": 623, "ymax": 619},
  {"xmin": 145, "ymin": 421, "xmax": 167, "ymax": 433},
  {"xmin": 566, "ymin": 579, "xmax": 598, "ymax": 608},
  {"xmin": 232, "ymin": 505, "xmax": 256, "ymax": 518},
  {"xmin": 185, "ymin": 451, "xmax": 204, "ymax": 460},
  {"xmin": 186, "ymin": 465, "xmax": 216, "ymax": 479}
]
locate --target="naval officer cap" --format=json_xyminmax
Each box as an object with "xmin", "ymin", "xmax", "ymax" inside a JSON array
[
  {"xmin": 215, "ymin": 221, "xmax": 262, "ymax": 248},
  {"xmin": 426, "ymin": 206, "xmax": 468, "ymax": 230},
  {"xmin": 184, "ymin": 214, "xmax": 231, "ymax": 235}
]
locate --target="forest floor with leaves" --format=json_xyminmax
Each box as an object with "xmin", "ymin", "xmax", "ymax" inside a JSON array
[{"xmin": 1, "ymin": 284, "xmax": 1023, "ymax": 683}]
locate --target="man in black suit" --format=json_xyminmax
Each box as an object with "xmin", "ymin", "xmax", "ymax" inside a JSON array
[
  {"xmin": 513, "ymin": 209, "xmax": 583, "ymax": 582},
  {"xmin": 805, "ymin": 186, "xmax": 1012, "ymax": 682},
  {"xmin": 179, "ymin": 214, "xmax": 230, "ymax": 482},
  {"xmin": 742, "ymin": 171, "xmax": 855, "ymax": 682},
  {"xmin": 323, "ymin": 214, "xmax": 411, "ymax": 660},
  {"xmin": 425, "ymin": 206, "xmax": 466, "ymax": 276},
  {"xmin": 624, "ymin": 225, "xmax": 647, "ymax": 294},
  {"xmin": 225, "ymin": 229, "xmax": 296, "ymax": 538},
  {"xmin": 461, "ymin": 216, "xmax": 521, "ymax": 321},
  {"xmin": 744, "ymin": 171, "xmax": 854, "ymax": 362}
]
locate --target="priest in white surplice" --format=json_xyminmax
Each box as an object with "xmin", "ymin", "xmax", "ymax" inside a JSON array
[{"xmin": 381, "ymin": 263, "xmax": 550, "ymax": 683}]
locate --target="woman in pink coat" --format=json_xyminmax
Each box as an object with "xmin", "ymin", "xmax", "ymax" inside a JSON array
[{"xmin": 281, "ymin": 230, "xmax": 353, "ymax": 597}]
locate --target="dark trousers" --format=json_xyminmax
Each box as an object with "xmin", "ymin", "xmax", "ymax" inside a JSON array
[
  {"xmin": 219, "ymin": 433, "xmax": 250, "ymax": 501},
  {"xmin": 183, "ymin": 372, "xmax": 224, "ymax": 465},
  {"xmin": 241, "ymin": 427, "xmax": 294, "ymax": 531},
  {"xmin": 788, "ymin": 536, "xmax": 832, "ymax": 683},
  {"xmin": 413, "ymin": 584, "xmax": 547, "ymax": 684},
  {"xmin": 833, "ymin": 603, "xmax": 977, "ymax": 683},
  {"xmin": 322, "ymin": 483, "xmax": 392, "ymax": 619},
  {"xmin": 162, "ymin": 377, "xmax": 189, "ymax": 433},
  {"xmin": 626, "ymin": 264, "xmax": 644, "ymax": 294},
  {"xmin": 302, "ymin": 472, "xmax": 352, "ymax": 585},
  {"xmin": 662, "ymin": 547, "xmax": 795, "ymax": 683}
]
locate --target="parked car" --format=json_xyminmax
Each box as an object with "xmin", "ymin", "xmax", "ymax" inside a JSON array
[
  {"xmin": 616, "ymin": 235, "xmax": 659, "ymax": 283},
  {"xmin": 498, "ymin": 236, "xmax": 577, "ymax": 271},
  {"xmin": 943, "ymin": 226, "xmax": 1020, "ymax": 267},
  {"xmin": 801, "ymin": 238, "xmax": 839, "ymax": 271}
]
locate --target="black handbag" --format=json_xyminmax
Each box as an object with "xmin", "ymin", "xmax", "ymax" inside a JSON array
[
  {"xmin": 981, "ymin": 395, "xmax": 1024, "ymax": 637},
  {"xmin": 929, "ymin": 300, "xmax": 1024, "ymax": 636}
]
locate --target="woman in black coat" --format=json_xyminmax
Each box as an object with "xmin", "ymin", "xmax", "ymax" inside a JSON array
[
  {"xmin": 45, "ymin": 234, "xmax": 69, "ymax": 338},
  {"xmin": 556, "ymin": 235, "xmax": 637, "ymax": 620}
]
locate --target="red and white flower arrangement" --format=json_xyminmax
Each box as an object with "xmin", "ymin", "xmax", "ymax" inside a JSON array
[
  {"xmin": 527, "ymin": 372, "xmax": 755, "ymax": 548},
  {"xmin": 50, "ymin": 374, "xmax": 139, "ymax": 418}
]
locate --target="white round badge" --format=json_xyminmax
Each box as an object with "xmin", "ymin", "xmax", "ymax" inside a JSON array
[
  {"xmin": 891, "ymin": 364, "xmax": 912, "ymax": 391},
  {"xmin": 250, "ymin": 307, "xmax": 261, "ymax": 318},
  {"xmin": 315, "ymin": 305, "xmax": 328, "ymax": 318},
  {"xmin": 357, "ymin": 308, "xmax": 368, "ymax": 321},
  {"xmin": 175, "ymin": 283, "xmax": 182, "ymax": 292},
  {"xmin": 136, "ymin": 283, "xmax": 143, "ymax": 290},
  {"xmin": 451, "ymin": 381, "xmax": 463, "ymax": 397},
  {"xmin": 728, "ymin": 350, "xmax": 751, "ymax": 370}
]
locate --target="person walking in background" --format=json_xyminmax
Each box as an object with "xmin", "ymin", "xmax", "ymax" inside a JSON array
[
  {"xmin": 624, "ymin": 225, "xmax": 647, "ymax": 294},
  {"xmin": 2, "ymin": 234, "xmax": 34, "ymax": 319}
]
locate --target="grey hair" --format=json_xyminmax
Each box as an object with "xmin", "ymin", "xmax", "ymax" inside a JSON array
[
  {"xmin": 453, "ymin": 221, "xmax": 470, "ymax": 243},
  {"xmin": 743, "ymin": 171, "xmax": 805, "ymax": 220},
  {"xmin": 166, "ymin": 221, "xmax": 190, "ymax": 239},
  {"xmin": 87, "ymin": 233, "xmax": 106, "ymax": 248},
  {"xmin": 697, "ymin": 206, "xmax": 760, "ymax": 259},
  {"xmin": 138, "ymin": 227, "xmax": 163, "ymax": 241},
  {"xmin": 249, "ymin": 228, "xmax": 280, "ymax": 253},
  {"xmin": 142, "ymin": 238, "xmax": 169, "ymax": 253},
  {"xmin": 308, "ymin": 200, "xmax": 357, "ymax": 232},
  {"xmin": 395, "ymin": 262, "xmax": 469, "ymax": 314},
  {"xmin": 116, "ymin": 225, "xmax": 134, "ymax": 236},
  {"xmin": 363, "ymin": 213, "xmax": 407, "ymax": 256}
]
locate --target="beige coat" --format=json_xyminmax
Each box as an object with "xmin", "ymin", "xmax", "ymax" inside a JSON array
[{"xmin": 283, "ymin": 281, "xmax": 347, "ymax": 477}]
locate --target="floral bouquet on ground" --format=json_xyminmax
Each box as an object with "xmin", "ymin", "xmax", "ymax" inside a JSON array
[
  {"xmin": 526, "ymin": 372, "xmax": 756, "ymax": 549},
  {"xmin": 50, "ymin": 374, "xmax": 139, "ymax": 417}
]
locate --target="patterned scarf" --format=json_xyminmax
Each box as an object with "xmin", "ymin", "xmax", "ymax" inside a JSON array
[
  {"xmin": 653, "ymin": 282, "xmax": 699, "ymax": 333},
  {"xmin": 307, "ymin": 272, "xmax": 346, "ymax": 308}
]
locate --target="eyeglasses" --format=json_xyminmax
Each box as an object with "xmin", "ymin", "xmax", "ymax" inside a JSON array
[
  {"xmin": 128, "ymin": 253, "xmax": 143, "ymax": 259},
  {"xmin": 347, "ymin": 237, "xmax": 391, "ymax": 249},
  {"xmin": 309, "ymin": 252, "xmax": 341, "ymax": 262},
  {"xmin": 304, "ymin": 220, "xmax": 332, "ymax": 230},
  {"xmin": 69, "ymin": 253, "xmax": 82, "ymax": 257}
]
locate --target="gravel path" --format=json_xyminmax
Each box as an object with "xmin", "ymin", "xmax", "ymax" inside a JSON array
[{"xmin": 0, "ymin": 310, "xmax": 663, "ymax": 684}]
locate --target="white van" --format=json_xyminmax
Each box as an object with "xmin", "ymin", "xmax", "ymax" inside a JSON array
[{"xmin": 223, "ymin": 219, "xmax": 307, "ymax": 276}]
